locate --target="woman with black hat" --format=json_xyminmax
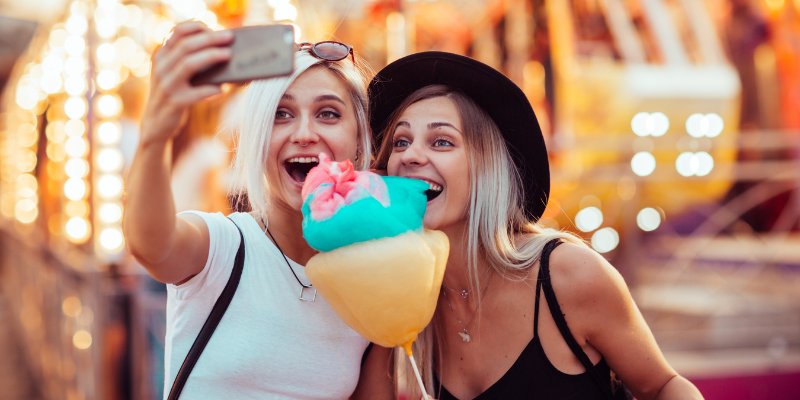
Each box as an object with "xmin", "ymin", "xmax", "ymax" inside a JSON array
[{"xmin": 370, "ymin": 52, "xmax": 703, "ymax": 400}]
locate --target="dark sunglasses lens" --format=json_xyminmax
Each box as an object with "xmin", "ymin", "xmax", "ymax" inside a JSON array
[{"xmin": 314, "ymin": 42, "xmax": 350, "ymax": 60}]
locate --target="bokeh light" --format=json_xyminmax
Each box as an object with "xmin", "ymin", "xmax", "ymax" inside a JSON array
[
  {"xmin": 637, "ymin": 208, "xmax": 662, "ymax": 231},
  {"xmin": 631, "ymin": 151, "xmax": 656, "ymax": 177},
  {"xmin": 591, "ymin": 228, "xmax": 619, "ymax": 253},
  {"xmin": 575, "ymin": 206, "xmax": 603, "ymax": 232}
]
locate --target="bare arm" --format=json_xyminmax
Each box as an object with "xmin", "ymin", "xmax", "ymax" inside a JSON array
[
  {"xmin": 350, "ymin": 344, "xmax": 395, "ymax": 400},
  {"xmin": 123, "ymin": 22, "xmax": 233, "ymax": 284},
  {"xmin": 550, "ymin": 244, "xmax": 703, "ymax": 400}
]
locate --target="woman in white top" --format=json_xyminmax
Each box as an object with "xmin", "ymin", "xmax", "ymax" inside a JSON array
[{"xmin": 124, "ymin": 22, "xmax": 392, "ymax": 399}]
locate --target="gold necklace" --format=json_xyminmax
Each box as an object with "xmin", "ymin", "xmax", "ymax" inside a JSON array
[{"xmin": 441, "ymin": 270, "xmax": 494, "ymax": 342}]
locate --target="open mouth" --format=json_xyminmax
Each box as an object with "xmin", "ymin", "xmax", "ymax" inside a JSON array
[
  {"xmin": 423, "ymin": 182, "xmax": 443, "ymax": 202},
  {"xmin": 284, "ymin": 156, "xmax": 319, "ymax": 184}
]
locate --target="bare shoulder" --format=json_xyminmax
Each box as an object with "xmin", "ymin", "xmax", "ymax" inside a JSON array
[{"xmin": 546, "ymin": 242, "xmax": 630, "ymax": 315}]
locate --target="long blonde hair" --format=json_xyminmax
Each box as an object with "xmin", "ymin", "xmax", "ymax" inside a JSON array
[
  {"xmin": 375, "ymin": 85, "xmax": 588, "ymax": 398},
  {"xmin": 228, "ymin": 50, "xmax": 373, "ymax": 220}
]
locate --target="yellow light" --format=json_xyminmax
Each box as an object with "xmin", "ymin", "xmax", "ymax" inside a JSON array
[
  {"xmin": 66, "ymin": 217, "xmax": 89, "ymax": 239},
  {"xmin": 46, "ymin": 143, "xmax": 67, "ymax": 162},
  {"xmin": 16, "ymin": 85, "xmax": 39, "ymax": 109},
  {"xmin": 98, "ymin": 122, "xmax": 121, "ymax": 144},
  {"xmin": 131, "ymin": 61, "xmax": 151, "ymax": 78},
  {"xmin": 114, "ymin": 37, "xmax": 136, "ymax": 63},
  {"xmin": 78, "ymin": 307, "xmax": 94, "ymax": 325},
  {"xmin": 97, "ymin": 70, "xmax": 119, "ymax": 90},
  {"xmin": 15, "ymin": 199, "xmax": 38, "ymax": 223},
  {"xmin": 64, "ymin": 178, "xmax": 87, "ymax": 201},
  {"xmin": 97, "ymin": 95, "xmax": 120, "ymax": 117},
  {"xmin": 42, "ymin": 55, "xmax": 64, "ymax": 75},
  {"xmin": 45, "ymin": 120, "xmax": 65, "ymax": 141},
  {"xmin": 16, "ymin": 174, "xmax": 37, "ymax": 194},
  {"xmin": 71, "ymin": 1, "xmax": 88, "ymax": 16},
  {"xmin": 64, "ymin": 56, "xmax": 86, "ymax": 76},
  {"xmin": 96, "ymin": 43, "xmax": 116, "ymax": 63},
  {"xmin": 125, "ymin": 49, "xmax": 148, "ymax": 69},
  {"xmin": 100, "ymin": 228, "xmax": 124, "ymax": 250},
  {"xmin": 64, "ymin": 76, "xmax": 86, "ymax": 96},
  {"xmin": 97, "ymin": 148, "xmax": 123, "ymax": 172},
  {"xmin": 98, "ymin": 203, "xmax": 122, "ymax": 223},
  {"xmin": 64, "ymin": 96, "xmax": 86, "ymax": 119},
  {"xmin": 16, "ymin": 124, "xmax": 38, "ymax": 147},
  {"xmin": 197, "ymin": 10, "xmax": 217, "ymax": 26},
  {"xmin": 274, "ymin": 4, "xmax": 297, "ymax": 21},
  {"xmin": 154, "ymin": 21, "xmax": 176, "ymax": 45},
  {"xmin": 49, "ymin": 29, "xmax": 69, "ymax": 48},
  {"xmin": 64, "ymin": 36, "xmax": 86, "ymax": 56},
  {"xmin": 62, "ymin": 297, "xmax": 82, "ymax": 317},
  {"xmin": 65, "ymin": 158, "xmax": 89, "ymax": 178},
  {"xmin": 72, "ymin": 330, "xmax": 92, "ymax": 349},
  {"xmin": 65, "ymin": 200, "xmax": 89, "ymax": 218},
  {"xmin": 97, "ymin": 175, "xmax": 122, "ymax": 198},
  {"xmin": 65, "ymin": 119, "xmax": 85, "ymax": 138},
  {"xmin": 16, "ymin": 149, "xmax": 37, "ymax": 173},
  {"xmin": 124, "ymin": 5, "xmax": 142, "ymax": 27},
  {"xmin": 65, "ymin": 137, "xmax": 87, "ymax": 157},
  {"xmin": 66, "ymin": 15, "xmax": 88, "ymax": 36},
  {"xmin": 288, "ymin": 23, "xmax": 301, "ymax": 42},
  {"xmin": 41, "ymin": 74, "xmax": 63, "ymax": 94}
]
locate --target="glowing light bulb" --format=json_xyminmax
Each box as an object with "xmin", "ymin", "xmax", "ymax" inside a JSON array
[
  {"xmin": 676, "ymin": 152, "xmax": 697, "ymax": 177},
  {"xmin": 66, "ymin": 15, "xmax": 88, "ymax": 35},
  {"xmin": 97, "ymin": 70, "xmax": 119, "ymax": 90},
  {"xmin": 16, "ymin": 85, "xmax": 39, "ymax": 109},
  {"xmin": 65, "ymin": 119, "xmax": 85, "ymax": 138},
  {"xmin": 64, "ymin": 36, "xmax": 86, "ymax": 56},
  {"xmin": 591, "ymin": 228, "xmax": 619, "ymax": 253},
  {"xmin": 98, "ymin": 175, "xmax": 122, "ymax": 198},
  {"xmin": 64, "ymin": 178, "xmax": 87, "ymax": 200},
  {"xmin": 274, "ymin": 4, "xmax": 297, "ymax": 21},
  {"xmin": 96, "ymin": 43, "xmax": 116, "ymax": 63},
  {"xmin": 64, "ymin": 96, "xmax": 86, "ymax": 119},
  {"xmin": 98, "ymin": 203, "xmax": 122, "ymax": 223},
  {"xmin": 42, "ymin": 55, "xmax": 65, "ymax": 75},
  {"xmin": 64, "ymin": 56, "xmax": 86, "ymax": 76},
  {"xmin": 575, "ymin": 207, "xmax": 603, "ymax": 232},
  {"xmin": 73, "ymin": 330, "xmax": 92, "ymax": 349},
  {"xmin": 636, "ymin": 208, "xmax": 661, "ymax": 231},
  {"xmin": 631, "ymin": 151, "xmax": 656, "ymax": 177},
  {"xmin": 98, "ymin": 122, "xmax": 121, "ymax": 144},
  {"xmin": 97, "ymin": 148, "xmax": 123, "ymax": 172},
  {"xmin": 694, "ymin": 152, "xmax": 714, "ymax": 176},
  {"xmin": 65, "ymin": 158, "xmax": 89, "ymax": 178},
  {"xmin": 65, "ymin": 137, "xmax": 87, "ymax": 157},
  {"xmin": 100, "ymin": 228, "xmax": 124, "ymax": 250},
  {"xmin": 97, "ymin": 95, "xmax": 120, "ymax": 117}
]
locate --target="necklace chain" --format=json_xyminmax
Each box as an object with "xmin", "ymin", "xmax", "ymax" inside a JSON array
[
  {"xmin": 442, "ymin": 270, "xmax": 494, "ymax": 342},
  {"xmin": 441, "ymin": 267, "xmax": 492, "ymax": 299},
  {"xmin": 260, "ymin": 217, "xmax": 316, "ymax": 301}
]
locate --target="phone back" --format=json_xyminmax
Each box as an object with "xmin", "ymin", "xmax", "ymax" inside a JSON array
[{"xmin": 192, "ymin": 25, "xmax": 295, "ymax": 85}]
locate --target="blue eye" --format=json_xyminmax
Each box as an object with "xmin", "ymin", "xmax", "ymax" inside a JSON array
[
  {"xmin": 433, "ymin": 139, "xmax": 453, "ymax": 147},
  {"xmin": 393, "ymin": 139, "xmax": 410, "ymax": 148}
]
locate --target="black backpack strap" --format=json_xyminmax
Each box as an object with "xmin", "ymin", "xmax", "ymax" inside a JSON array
[
  {"xmin": 167, "ymin": 217, "xmax": 246, "ymax": 400},
  {"xmin": 539, "ymin": 239, "xmax": 617, "ymax": 400}
]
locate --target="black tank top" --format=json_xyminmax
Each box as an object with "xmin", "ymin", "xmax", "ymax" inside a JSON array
[{"xmin": 434, "ymin": 240, "xmax": 629, "ymax": 400}]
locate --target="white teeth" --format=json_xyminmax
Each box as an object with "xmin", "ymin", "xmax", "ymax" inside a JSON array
[
  {"xmin": 421, "ymin": 180, "xmax": 442, "ymax": 192},
  {"xmin": 288, "ymin": 157, "xmax": 319, "ymax": 164}
]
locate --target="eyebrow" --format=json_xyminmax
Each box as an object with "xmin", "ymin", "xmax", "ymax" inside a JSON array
[
  {"xmin": 315, "ymin": 94, "xmax": 346, "ymax": 105},
  {"xmin": 280, "ymin": 94, "xmax": 345, "ymax": 105},
  {"xmin": 428, "ymin": 122, "xmax": 461, "ymax": 132}
]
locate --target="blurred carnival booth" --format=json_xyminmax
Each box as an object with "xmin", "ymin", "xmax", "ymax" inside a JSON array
[{"xmin": 1, "ymin": 0, "xmax": 799, "ymax": 399}]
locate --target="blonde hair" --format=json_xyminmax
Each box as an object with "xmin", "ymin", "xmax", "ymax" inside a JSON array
[
  {"xmin": 375, "ymin": 85, "xmax": 588, "ymax": 398},
  {"xmin": 229, "ymin": 50, "xmax": 373, "ymax": 220}
]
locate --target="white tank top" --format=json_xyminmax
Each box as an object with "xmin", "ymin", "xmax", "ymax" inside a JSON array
[{"xmin": 164, "ymin": 211, "xmax": 369, "ymax": 399}]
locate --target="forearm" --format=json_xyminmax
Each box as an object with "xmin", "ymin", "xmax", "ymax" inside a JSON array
[
  {"xmin": 654, "ymin": 375, "xmax": 704, "ymax": 400},
  {"xmin": 123, "ymin": 136, "xmax": 178, "ymax": 264}
]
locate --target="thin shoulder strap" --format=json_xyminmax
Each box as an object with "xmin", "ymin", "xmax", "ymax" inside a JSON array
[
  {"xmin": 167, "ymin": 217, "xmax": 246, "ymax": 400},
  {"xmin": 538, "ymin": 239, "xmax": 617, "ymax": 400}
]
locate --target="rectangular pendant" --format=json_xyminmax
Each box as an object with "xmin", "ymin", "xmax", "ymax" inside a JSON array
[{"xmin": 299, "ymin": 287, "xmax": 317, "ymax": 302}]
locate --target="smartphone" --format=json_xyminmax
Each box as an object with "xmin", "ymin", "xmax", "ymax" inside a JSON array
[{"xmin": 191, "ymin": 24, "xmax": 295, "ymax": 86}]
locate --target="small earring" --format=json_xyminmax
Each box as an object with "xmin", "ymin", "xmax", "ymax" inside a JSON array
[{"xmin": 355, "ymin": 149, "xmax": 361, "ymax": 162}]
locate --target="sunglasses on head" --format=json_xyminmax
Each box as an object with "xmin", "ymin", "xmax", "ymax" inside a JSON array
[{"xmin": 297, "ymin": 41, "xmax": 355, "ymax": 65}]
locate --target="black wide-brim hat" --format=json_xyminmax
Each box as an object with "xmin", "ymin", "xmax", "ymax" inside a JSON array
[{"xmin": 368, "ymin": 51, "xmax": 550, "ymax": 222}]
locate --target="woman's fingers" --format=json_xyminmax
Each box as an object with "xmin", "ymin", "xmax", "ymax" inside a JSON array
[
  {"xmin": 171, "ymin": 85, "xmax": 223, "ymax": 107},
  {"xmin": 157, "ymin": 30, "xmax": 233, "ymax": 73},
  {"xmin": 172, "ymin": 46, "xmax": 232, "ymax": 84},
  {"xmin": 161, "ymin": 21, "xmax": 211, "ymax": 51}
]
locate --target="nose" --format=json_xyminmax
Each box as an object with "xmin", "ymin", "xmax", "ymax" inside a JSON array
[
  {"xmin": 289, "ymin": 113, "xmax": 320, "ymax": 147},
  {"xmin": 400, "ymin": 141, "xmax": 428, "ymax": 167}
]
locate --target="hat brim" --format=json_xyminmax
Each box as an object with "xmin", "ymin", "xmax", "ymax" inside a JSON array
[{"xmin": 368, "ymin": 51, "xmax": 550, "ymax": 222}]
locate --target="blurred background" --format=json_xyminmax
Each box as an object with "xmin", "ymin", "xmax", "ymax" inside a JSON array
[{"xmin": 0, "ymin": 0, "xmax": 798, "ymax": 399}]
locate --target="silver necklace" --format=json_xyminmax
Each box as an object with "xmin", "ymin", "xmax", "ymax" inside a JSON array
[
  {"xmin": 260, "ymin": 218, "xmax": 316, "ymax": 301},
  {"xmin": 441, "ymin": 267, "xmax": 492, "ymax": 299},
  {"xmin": 441, "ymin": 270, "xmax": 494, "ymax": 342}
]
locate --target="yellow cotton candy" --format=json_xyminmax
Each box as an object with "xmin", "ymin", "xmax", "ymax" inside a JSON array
[{"xmin": 306, "ymin": 230, "xmax": 449, "ymax": 349}]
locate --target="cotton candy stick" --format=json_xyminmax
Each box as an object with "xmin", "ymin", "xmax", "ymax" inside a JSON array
[{"xmin": 403, "ymin": 342, "xmax": 430, "ymax": 400}]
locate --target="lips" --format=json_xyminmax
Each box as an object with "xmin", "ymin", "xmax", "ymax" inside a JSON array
[
  {"xmin": 406, "ymin": 177, "xmax": 443, "ymax": 202},
  {"xmin": 284, "ymin": 155, "xmax": 320, "ymax": 184}
]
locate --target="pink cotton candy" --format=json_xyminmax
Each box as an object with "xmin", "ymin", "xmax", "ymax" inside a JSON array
[{"xmin": 302, "ymin": 153, "xmax": 390, "ymax": 221}]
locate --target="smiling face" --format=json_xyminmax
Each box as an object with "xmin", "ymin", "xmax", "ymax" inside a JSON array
[
  {"xmin": 266, "ymin": 66, "xmax": 360, "ymax": 210},
  {"xmin": 386, "ymin": 96, "xmax": 471, "ymax": 231}
]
